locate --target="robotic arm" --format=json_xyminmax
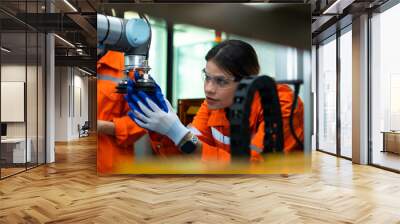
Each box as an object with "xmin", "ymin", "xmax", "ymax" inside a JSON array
[{"xmin": 97, "ymin": 14, "xmax": 156, "ymax": 93}]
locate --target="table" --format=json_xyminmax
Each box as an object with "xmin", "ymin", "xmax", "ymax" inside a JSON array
[
  {"xmin": 381, "ymin": 131, "xmax": 400, "ymax": 154},
  {"xmin": 1, "ymin": 138, "xmax": 31, "ymax": 164}
]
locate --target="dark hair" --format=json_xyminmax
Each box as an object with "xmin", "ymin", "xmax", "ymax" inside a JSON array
[{"xmin": 205, "ymin": 39, "xmax": 260, "ymax": 81}]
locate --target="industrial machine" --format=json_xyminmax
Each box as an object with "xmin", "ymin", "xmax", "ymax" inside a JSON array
[
  {"xmin": 228, "ymin": 77, "xmax": 304, "ymax": 160},
  {"xmin": 97, "ymin": 13, "xmax": 156, "ymax": 93}
]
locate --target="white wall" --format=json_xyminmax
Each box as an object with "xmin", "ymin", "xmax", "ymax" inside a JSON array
[
  {"xmin": 1, "ymin": 65, "xmax": 36, "ymax": 137},
  {"xmin": 54, "ymin": 66, "xmax": 69, "ymax": 141},
  {"xmin": 54, "ymin": 66, "xmax": 89, "ymax": 141},
  {"xmin": 73, "ymin": 73, "xmax": 89, "ymax": 137}
]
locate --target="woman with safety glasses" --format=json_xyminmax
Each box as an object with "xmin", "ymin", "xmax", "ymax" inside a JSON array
[{"xmin": 126, "ymin": 39, "xmax": 304, "ymax": 163}]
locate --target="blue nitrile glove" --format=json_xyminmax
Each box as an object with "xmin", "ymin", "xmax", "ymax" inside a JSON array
[
  {"xmin": 129, "ymin": 94, "xmax": 189, "ymax": 146},
  {"xmin": 125, "ymin": 71, "xmax": 168, "ymax": 113},
  {"xmin": 125, "ymin": 70, "xmax": 168, "ymax": 122}
]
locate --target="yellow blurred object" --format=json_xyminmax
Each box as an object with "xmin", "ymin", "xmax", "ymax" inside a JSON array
[
  {"xmin": 109, "ymin": 152, "xmax": 311, "ymax": 175},
  {"xmin": 177, "ymin": 98, "xmax": 204, "ymax": 126},
  {"xmin": 186, "ymin": 106, "xmax": 200, "ymax": 115}
]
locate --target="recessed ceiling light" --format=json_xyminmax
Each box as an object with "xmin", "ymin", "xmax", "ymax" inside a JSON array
[
  {"xmin": 78, "ymin": 67, "xmax": 92, "ymax": 76},
  {"xmin": 63, "ymin": 0, "xmax": 78, "ymax": 12},
  {"xmin": 54, "ymin": 34, "xmax": 75, "ymax": 48},
  {"xmin": 1, "ymin": 47, "xmax": 11, "ymax": 53}
]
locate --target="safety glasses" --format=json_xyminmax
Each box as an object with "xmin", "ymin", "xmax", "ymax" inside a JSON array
[{"xmin": 201, "ymin": 68, "xmax": 238, "ymax": 89}]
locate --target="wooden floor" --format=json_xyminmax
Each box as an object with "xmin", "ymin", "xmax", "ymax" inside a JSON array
[
  {"xmin": 1, "ymin": 135, "xmax": 400, "ymax": 223},
  {"xmin": 1, "ymin": 163, "xmax": 45, "ymax": 178},
  {"xmin": 1, "ymin": 167, "xmax": 26, "ymax": 178},
  {"xmin": 372, "ymin": 151, "xmax": 400, "ymax": 171}
]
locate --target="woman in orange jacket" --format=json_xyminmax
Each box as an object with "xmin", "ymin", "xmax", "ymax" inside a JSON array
[{"xmin": 127, "ymin": 40, "xmax": 303, "ymax": 163}]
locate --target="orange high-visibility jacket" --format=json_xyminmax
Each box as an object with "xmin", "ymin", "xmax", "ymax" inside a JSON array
[
  {"xmin": 97, "ymin": 51, "xmax": 146, "ymax": 173},
  {"xmin": 191, "ymin": 84, "xmax": 304, "ymax": 163},
  {"xmin": 150, "ymin": 84, "xmax": 304, "ymax": 163}
]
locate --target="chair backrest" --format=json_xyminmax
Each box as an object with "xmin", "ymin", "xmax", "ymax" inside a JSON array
[
  {"xmin": 82, "ymin": 121, "xmax": 90, "ymax": 129},
  {"xmin": 177, "ymin": 98, "xmax": 204, "ymax": 126}
]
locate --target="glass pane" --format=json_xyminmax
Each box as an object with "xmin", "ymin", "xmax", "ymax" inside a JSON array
[
  {"xmin": 1, "ymin": 31, "xmax": 27, "ymax": 177},
  {"xmin": 339, "ymin": 29, "xmax": 352, "ymax": 158},
  {"xmin": 26, "ymin": 1, "xmax": 39, "ymax": 168},
  {"xmin": 226, "ymin": 34, "xmax": 283, "ymax": 80},
  {"xmin": 38, "ymin": 33, "xmax": 45, "ymax": 165},
  {"xmin": 226, "ymin": 34, "xmax": 308, "ymax": 102},
  {"xmin": 317, "ymin": 37, "xmax": 337, "ymax": 154},
  {"xmin": 371, "ymin": 4, "xmax": 400, "ymax": 171},
  {"xmin": 27, "ymin": 31, "xmax": 38, "ymax": 168},
  {"xmin": 0, "ymin": 1, "xmax": 46, "ymax": 178},
  {"xmin": 148, "ymin": 17, "xmax": 167, "ymax": 94},
  {"xmin": 172, "ymin": 24, "xmax": 214, "ymax": 108}
]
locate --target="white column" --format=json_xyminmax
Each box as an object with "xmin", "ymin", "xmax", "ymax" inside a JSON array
[
  {"xmin": 352, "ymin": 14, "xmax": 369, "ymax": 164},
  {"xmin": 311, "ymin": 45, "xmax": 317, "ymax": 150},
  {"xmin": 46, "ymin": 32, "xmax": 55, "ymax": 163},
  {"xmin": 45, "ymin": 0, "xmax": 55, "ymax": 163},
  {"xmin": 301, "ymin": 49, "xmax": 313, "ymax": 154}
]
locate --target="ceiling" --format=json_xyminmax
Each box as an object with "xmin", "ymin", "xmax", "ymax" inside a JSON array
[
  {"xmin": 98, "ymin": 0, "xmax": 389, "ymax": 44},
  {"xmin": 0, "ymin": 0, "xmax": 393, "ymax": 73},
  {"xmin": 0, "ymin": 0, "xmax": 97, "ymax": 73}
]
